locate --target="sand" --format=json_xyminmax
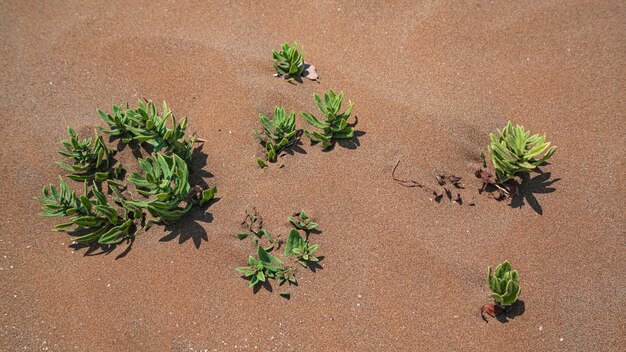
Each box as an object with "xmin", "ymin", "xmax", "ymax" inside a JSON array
[{"xmin": 1, "ymin": 0, "xmax": 624, "ymax": 350}]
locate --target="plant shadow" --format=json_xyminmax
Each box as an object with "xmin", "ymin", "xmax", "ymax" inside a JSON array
[
  {"xmin": 497, "ymin": 300, "xmax": 526, "ymax": 323},
  {"xmin": 318, "ymin": 116, "xmax": 365, "ymax": 151},
  {"xmin": 159, "ymin": 143, "xmax": 218, "ymax": 248},
  {"xmin": 252, "ymin": 279, "xmax": 274, "ymax": 294},
  {"xmin": 188, "ymin": 144, "xmax": 214, "ymax": 186},
  {"xmin": 159, "ymin": 199, "xmax": 219, "ymax": 249},
  {"xmin": 69, "ymin": 236, "xmax": 135, "ymax": 260},
  {"xmin": 509, "ymin": 171, "xmax": 560, "ymax": 215},
  {"xmin": 306, "ymin": 256, "xmax": 325, "ymax": 273},
  {"xmin": 280, "ymin": 131, "xmax": 308, "ymax": 156}
]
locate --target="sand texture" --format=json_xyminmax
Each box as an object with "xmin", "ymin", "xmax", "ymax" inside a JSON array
[{"xmin": 1, "ymin": 0, "xmax": 625, "ymax": 351}]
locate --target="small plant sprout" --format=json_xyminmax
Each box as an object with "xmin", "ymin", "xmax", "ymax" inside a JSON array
[
  {"xmin": 98, "ymin": 100, "xmax": 197, "ymax": 160},
  {"xmin": 236, "ymin": 245, "xmax": 286, "ymax": 289},
  {"xmin": 302, "ymin": 89, "xmax": 355, "ymax": 149},
  {"xmin": 57, "ymin": 127, "xmax": 114, "ymax": 182},
  {"xmin": 481, "ymin": 260, "xmax": 521, "ymax": 322},
  {"xmin": 254, "ymin": 107, "xmax": 297, "ymax": 163},
  {"xmin": 277, "ymin": 266, "xmax": 297, "ymax": 286},
  {"xmin": 127, "ymin": 153, "xmax": 216, "ymax": 222},
  {"xmin": 272, "ymin": 42, "xmax": 305, "ymax": 79},
  {"xmin": 288, "ymin": 210, "xmax": 318, "ymax": 231},
  {"xmin": 284, "ymin": 229, "xmax": 320, "ymax": 268},
  {"xmin": 485, "ymin": 121, "xmax": 556, "ymax": 184},
  {"xmin": 35, "ymin": 179, "xmax": 139, "ymax": 244}
]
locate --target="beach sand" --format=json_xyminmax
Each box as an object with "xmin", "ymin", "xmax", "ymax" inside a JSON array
[{"xmin": 1, "ymin": 0, "xmax": 624, "ymax": 350}]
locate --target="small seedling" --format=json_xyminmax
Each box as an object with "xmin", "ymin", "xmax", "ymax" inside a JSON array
[
  {"xmin": 487, "ymin": 260, "xmax": 521, "ymax": 306},
  {"xmin": 35, "ymin": 179, "xmax": 138, "ymax": 244},
  {"xmin": 277, "ymin": 266, "xmax": 297, "ymax": 286},
  {"xmin": 127, "ymin": 153, "xmax": 216, "ymax": 222},
  {"xmin": 302, "ymin": 89, "xmax": 354, "ymax": 149},
  {"xmin": 272, "ymin": 42, "xmax": 305, "ymax": 79},
  {"xmin": 236, "ymin": 245, "xmax": 286, "ymax": 289},
  {"xmin": 98, "ymin": 100, "xmax": 196, "ymax": 160},
  {"xmin": 238, "ymin": 208, "xmax": 274, "ymax": 245},
  {"xmin": 481, "ymin": 260, "xmax": 521, "ymax": 322},
  {"xmin": 485, "ymin": 121, "xmax": 556, "ymax": 183},
  {"xmin": 57, "ymin": 127, "xmax": 114, "ymax": 182},
  {"xmin": 288, "ymin": 210, "xmax": 318, "ymax": 231},
  {"xmin": 284, "ymin": 229, "xmax": 320, "ymax": 268},
  {"xmin": 254, "ymin": 107, "xmax": 297, "ymax": 163}
]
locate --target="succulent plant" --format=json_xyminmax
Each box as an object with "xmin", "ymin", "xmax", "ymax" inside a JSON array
[
  {"xmin": 487, "ymin": 260, "xmax": 521, "ymax": 307},
  {"xmin": 254, "ymin": 107, "xmax": 297, "ymax": 163},
  {"xmin": 288, "ymin": 210, "xmax": 318, "ymax": 231},
  {"xmin": 284, "ymin": 229, "xmax": 320, "ymax": 268},
  {"xmin": 57, "ymin": 127, "xmax": 114, "ymax": 182},
  {"xmin": 236, "ymin": 245, "xmax": 286, "ymax": 289},
  {"xmin": 98, "ymin": 100, "xmax": 196, "ymax": 160},
  {"xmin": 35, "ymin": 178, "xmax": 139, "ymax": 244},
  {"xmin": 127, "ymin": 153, "xmax": 216, "ymax": 222},
  {"xmin": 272, "ymin": 42, "xmax": 305, "ymax": 78},
  {"xmin": 302, "ymin": 89, "xmax": 354, "ymax": 149},
  {"xmin": 486, "ymin": 121, "xmax": 556, "ymax": 183}
]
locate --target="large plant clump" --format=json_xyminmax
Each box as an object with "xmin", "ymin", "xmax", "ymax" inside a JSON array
[{"xmin": 36, "ymin": 100, "xmax": 216, "ymax": 246}]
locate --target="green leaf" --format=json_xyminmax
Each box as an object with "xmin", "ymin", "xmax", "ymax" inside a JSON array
[
  {"xmin": 284, "ymin": 229, "xmax": 302, "ymax": 257},
  {"xmin": 237, "ymin": 232, "xmax": 249, "ymax": 240},
  {"xmin": 200, "ymin": 186, "xmax": 217, "ymax": 206}
]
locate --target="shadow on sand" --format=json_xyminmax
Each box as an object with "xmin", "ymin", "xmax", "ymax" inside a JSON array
[{"xmin": 509, "ymin": 171, "xmax": 560, "ymax": 215}]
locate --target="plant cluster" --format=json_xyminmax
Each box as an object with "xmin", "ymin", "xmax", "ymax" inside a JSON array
[
  {"xmin": 284, "ymin": 229, "xmax": 320, "ymax": 267},
  {"xmin": 98, "ymin": 100, "xmax": 196, "ymax": 160},
  {"xmin": 36, "ymin": 179, "xmax": 139, "ymax": 244},
  {"xmin": 235, "ymin": 209, "xmax": 322, "ymax": 296},
  {"xmin": 236, "ymin": 245, "xmax": 292, "ymax": 289},
  {"xmin": 302, "ymin": 89, "xmax": 354, "ymax": 150},
  {"xmin": 483, "ymin": 121, "xmax": 556, "ymax": 184},
  {"xmin": 288, "ymin": 210, "xmax": 318, "ymax": 231},
  {"xmin": 253, "ymin": 89, "xmax": 357, "ymax": 166},
  {"xmin": 272, "ymin": 42, "xmax": 305, "ymax": 79},
  {"xmin": 36, "ymin": 100, "xmax": 216, "ymax": 246},
  {"xmin": 57, "ymin": 127, "xmax": 115, "ymax": 182},
  {"xmin": 254, "ymin": 107, "xmax": 297, "ymax": 166},
  {"xmin": 127, "ymin": 153, "xmax": 216, "ymax": 222}
]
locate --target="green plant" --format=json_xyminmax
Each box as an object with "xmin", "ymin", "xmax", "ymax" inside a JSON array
[
  {"xmin": 284, "ymin": 229, "xmax": 320, "ymax": 267},
  {"xmin": 35, "ymin": 178, "xmax": 139, "ymax": 244},
  {"xmin": 277, "ymin": 266, "xmax": 297, "ymax": 286},
  {"xmin": 487, "ymin": 260, "xmax": 521, "ymax": 307},
  {"xmin": 98, "ymin": 100, "xmax": 196, "ymax": 160},
  {"xmin": 236, "ymin": 245, "xmax": 287, "ymax": 289},
  {"xmin": 272, "ymin": 42, "xmax": 305, "ymax": 78},
  {"xmin": 254, "ymin": 107, "xmax": 297, "ymax": 163},
  {"xmin": 288, "ymin": 210, "xmax": 318, "ymax": 231},
  {"xmin": 302, "ymin": 89, "xmax": 354, "ymax": 149},
  {"xmin": 57, "ymin": 127, "xmax": 114, "ymax": 182},
  {"xmin": 127, "ymin": 153, "xmax": 216, "ymax": 222},
  {"xmin": 485, "ymin": 121, "xmax": 556, "ymax": 183}
]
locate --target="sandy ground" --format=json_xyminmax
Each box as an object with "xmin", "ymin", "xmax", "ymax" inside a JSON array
[{"xmin": 1, "ymin": 0, "xmax": 625, "ymax": 351}]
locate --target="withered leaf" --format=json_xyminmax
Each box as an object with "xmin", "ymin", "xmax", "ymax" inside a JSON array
[{"xmin": 303, "ymin": 63, "xmax": 319, "ymax": 81}]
